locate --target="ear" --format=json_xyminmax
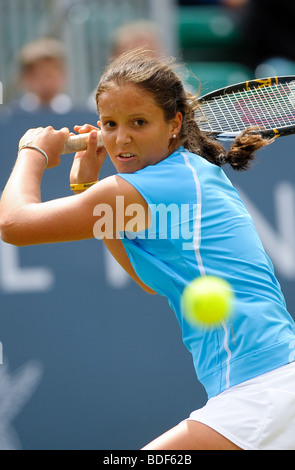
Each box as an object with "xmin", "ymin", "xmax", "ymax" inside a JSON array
[{"xmin": 169, "ymin": 111, "xmax": 183, "ymax": 138}]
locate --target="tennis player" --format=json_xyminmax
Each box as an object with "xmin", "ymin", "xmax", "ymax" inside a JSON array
[{"xmin": 1, "ymin": 50, "xmax": 295, "ymax": 450}]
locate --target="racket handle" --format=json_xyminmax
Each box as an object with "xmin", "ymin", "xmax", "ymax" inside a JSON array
[{"xmin": 61, "ymin": 131, "xmax": 104, "ymax": 154}]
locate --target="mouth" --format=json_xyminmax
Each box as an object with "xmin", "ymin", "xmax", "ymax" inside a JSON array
[{"xmin": 116, "ymin": 153, "xmax": 137, "ymax": 162}]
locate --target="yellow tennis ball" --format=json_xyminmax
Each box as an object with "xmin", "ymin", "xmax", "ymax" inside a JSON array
[{"xmin": 182, "ymin": 276, "xmax": 234, "ymax": 328}]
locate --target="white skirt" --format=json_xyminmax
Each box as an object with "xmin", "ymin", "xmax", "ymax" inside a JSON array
[{"xmin": 187, "ymin": 361, "xmax": 295, "ymax": 450}]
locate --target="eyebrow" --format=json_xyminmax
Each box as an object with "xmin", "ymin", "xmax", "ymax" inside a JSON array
[{"xmin": 101, "ymin": 112, "xmax": 150, "ymax": 119}]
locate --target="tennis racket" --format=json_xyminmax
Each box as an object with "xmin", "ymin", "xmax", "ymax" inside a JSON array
[
  {"xmin": 196, "ymin": 76, "xmax": 295, "ymax": 141},
  {"xmin": 61, "ymin": 131, "xmax": 104, "ymax": 154},
  {"xmin": 59, "ymin": 75, "xmax": 295, "ymax": 153}
]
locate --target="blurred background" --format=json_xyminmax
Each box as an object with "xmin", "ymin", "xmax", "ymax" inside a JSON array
[{"xmin": 0, "ymin": 0, "xmax": 295, "ymax": 450}]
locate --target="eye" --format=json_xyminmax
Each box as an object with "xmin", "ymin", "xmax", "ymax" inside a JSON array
[
  {"xmin": 134, "ymin": 119, "xmax": 146, "ymax": 127},
  {"xmin": 103, "ymin": 121, "xmax": 116, "ymax": 129}
]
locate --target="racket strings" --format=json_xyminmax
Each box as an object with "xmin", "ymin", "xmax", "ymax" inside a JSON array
[
  {"xmin": 247, "ymin": 84, "xmax": 295, "ymax": 126},
  {"xmin": 197, "ymin": 82, "xmax": 295, "ymax": 134}
]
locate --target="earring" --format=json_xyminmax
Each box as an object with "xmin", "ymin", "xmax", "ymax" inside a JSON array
[{"xmin": 173, "ymin": 134, "xmax": 177, "ymax": 139}]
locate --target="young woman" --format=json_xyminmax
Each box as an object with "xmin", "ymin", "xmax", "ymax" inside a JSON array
[{"xmin": 1, "ymin": 50, "xmax": 295, "ymax": 450}]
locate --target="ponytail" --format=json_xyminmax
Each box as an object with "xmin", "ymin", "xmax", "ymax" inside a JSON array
[{"xmin": 224, "ymin": 129, "xmax": 272, "ymax": 171}]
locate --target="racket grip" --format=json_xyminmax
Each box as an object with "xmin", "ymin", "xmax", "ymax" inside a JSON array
[{"xmin": 61, "ymin": 131, "xmax": 104, "ymax": 154}]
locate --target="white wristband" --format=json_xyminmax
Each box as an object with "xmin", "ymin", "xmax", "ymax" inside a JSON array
[{"xmin": 18, "ymin": 144, "xmax": 48, "ymax": 168}]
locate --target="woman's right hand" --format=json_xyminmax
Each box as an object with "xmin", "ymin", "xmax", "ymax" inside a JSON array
[{"xmin": 18, "ymin": 126, "xmax": 70, "ymax": 169}]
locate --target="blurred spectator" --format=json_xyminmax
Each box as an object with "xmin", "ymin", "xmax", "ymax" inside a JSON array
[
  {"xmin": 241, "ymin": 0, "xmax": 295, "ymax": 77},
  {"xmin": 87, "ymin": 20, "xmax": 165, "ymax": 111},
  {"xmin": 110, "ymin": 20, "xmax": 164, "ymax": 59},
  {"xmin": 12, "ymin": 37, "xmax": 73, "ymax": 114}
]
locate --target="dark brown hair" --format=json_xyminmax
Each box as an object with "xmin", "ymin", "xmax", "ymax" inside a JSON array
[{"xmin": 96, "ymin": 49, "xmax": 271, "ymax": 171}]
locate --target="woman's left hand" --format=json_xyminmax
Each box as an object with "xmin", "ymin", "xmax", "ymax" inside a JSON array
[{"xmin": 69, "ymin": 121, "xmax": 107, "ymax": 187}]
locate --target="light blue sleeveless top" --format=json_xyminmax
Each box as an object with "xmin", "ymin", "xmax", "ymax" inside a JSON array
[{"xmin": 117, "ymin": 147, "xmax": 295, "ymax": 398}]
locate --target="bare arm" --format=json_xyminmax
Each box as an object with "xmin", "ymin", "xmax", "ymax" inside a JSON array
[
  {"xmin": 102, "ymin": 238, "xmax": 155, "ymax": 294},
  {"xmin": 0, "ymin": 125, "xmax": 155, "ymax": 293}
]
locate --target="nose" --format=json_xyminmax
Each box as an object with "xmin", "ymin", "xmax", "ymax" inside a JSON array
[{"xmin": 115, "ymin": 126, "xmax": 132, "ymax": 146}]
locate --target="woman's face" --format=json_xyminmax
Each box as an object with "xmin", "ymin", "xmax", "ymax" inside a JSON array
[{"xmin": 98, "ymin": 83, "xmax": 182, "ymax": 173}]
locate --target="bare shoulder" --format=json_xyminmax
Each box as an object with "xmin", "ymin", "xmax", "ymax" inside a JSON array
[{"xmin": 90, "ymin": 174, "xmax": 148, "ymax": 207}]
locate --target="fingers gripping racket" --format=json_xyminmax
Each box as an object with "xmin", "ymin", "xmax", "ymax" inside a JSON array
[{"xmin": 37, "ymin": 75, "xmax": 295, "ymax": 155}]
